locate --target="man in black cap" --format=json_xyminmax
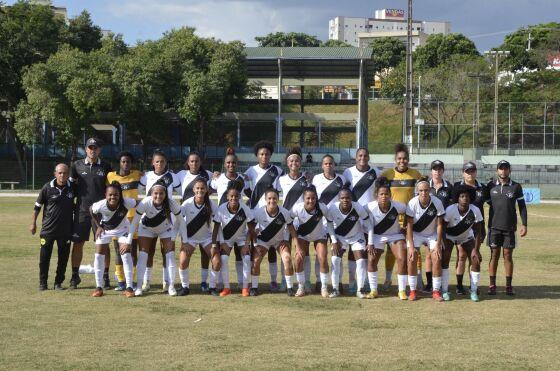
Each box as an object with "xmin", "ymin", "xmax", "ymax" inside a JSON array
[
  {"xmin": 30, "ymin": 164, "xmax": 76, "ymax": 290},
  {"xmin": 69, "ymin": 138, "xmax": 112, "ymax": 289},
  {"xmin": 422, "ymin": 160, "xmax": 454, "ymax": 293},
  {"xmin": 486, "ymin": 160, "xmax": 527, "ymax": 296},
  {"xmin": 453, "ymin": 161, "xmax": 489, "ymax": 294}
]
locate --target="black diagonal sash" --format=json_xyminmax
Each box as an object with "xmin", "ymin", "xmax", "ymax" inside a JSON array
[
  {"xmin": 319, "ymin": 176, "xmax": 344, "ymax": 205},
  {"xmin": 182, "ymin": 172, "xmax": 210, "ymax": 202},
  {"xmin": 374, "ymin": 206, "xmax": 399, "ymax": 235},
  {"xmin": 142, "ymin": 210, "xmax": 167, "ymax": 227},
  {"xmin": 219, "ymin": 175, "xmax": 245, "ymax": 205},
  {"xmin": 100, "ymin": 203, "xmax": 129, "ymax": 230},
  {"xmin": 250, "ymin": 166, "xmax": 279, "ymax": 208},
  {"xmin": 186, "ymin": 206, "xmax": 210, "ymax": 238},
  {"xmin": 335, "ymin": 208, "xmax": 360, "ymax": 236},
  {"xmin": 390, "ymin": 179, "xmax": 417, "ymax": 188},
  {"xmin": 149, "ymin": 172, "xmax": 174, "ymax": 195},
  {"xmin": 222, "ymin": 208, "xmax": 247, "ymax": 240},
  {"xmin": 352, "ymin": 168, "xmax": 377, "ymax": 201},
  {"xmin": 283, "ymin": 176, "xmax": 307, "ymax": 210},
  {"xmin": 446, "ymin": 209, "xmax": 476, "ymax": 237},
  {"xmin": 297, "ymin": 208, "xmax": 323, "ymax": 237},
  {"xmin": 412, "ymin": 202, "xmax": 438, "ymax": 233},
  {"xmin": 258, "ymin": 212, "xmax": 286, "ymax": 242}
]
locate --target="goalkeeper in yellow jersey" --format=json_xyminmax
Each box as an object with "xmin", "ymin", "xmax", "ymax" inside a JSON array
[
  {"xmin": 106, "ymin": 151, "xmax": 143, "ymax": 291},
  {"xmin": 380, "ymin": 143, "xmax": 422, "ymax": 291}
]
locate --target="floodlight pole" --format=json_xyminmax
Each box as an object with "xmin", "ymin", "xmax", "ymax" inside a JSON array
[
  {"xmin": 405, "ymin": 0, "xmax": 414, "ymax": 148},
  {"xmin": 485, "ymin": 50, "xmax": 510, "ymax": 154}
]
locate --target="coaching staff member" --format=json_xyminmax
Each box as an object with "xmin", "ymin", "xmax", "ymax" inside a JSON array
[
  {"xmin": 30, "ymin": 164, "xmax": 75, "ymax": 290},
  {"xmin": 487, "ymin": 160, "xmax": 527, "ymax": 296},
  {"xmin": 69, "ymin": 138, "xmax": 112, "ymax": 289}
]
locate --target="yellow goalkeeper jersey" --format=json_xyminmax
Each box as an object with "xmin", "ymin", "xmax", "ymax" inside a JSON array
[
  {"xmin": 106, "ymin": 170, "xmax": 142, "ymax": 218},
  {"xmin": 381, "ymin": 167, "xmax": 422, "ymax": 224}
]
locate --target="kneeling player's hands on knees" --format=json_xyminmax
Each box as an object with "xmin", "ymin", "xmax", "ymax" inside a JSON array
[
  {"xmin": 119, "ymin": 244, "xmax": 129, "ymax": 255},
  {"xmin": 471, "ymin": 250, "xmax": 481, "ymax": 264},
  {"xmin": 95, "ymin": 228, "xmax": 103, "ymax": 240},
  {"xmin": 367, "ymin": 245, "xmax": 375, "ymax": 255},
  {"xmin": 331, "ymin": 242, "xmax": 341, "ymax": 255}
]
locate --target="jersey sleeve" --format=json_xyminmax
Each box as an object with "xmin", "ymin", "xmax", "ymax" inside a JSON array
[
  {"xmin": 435, "ymin": 199, "xmax": 446, "ymax": 216},
  {"xmin": 443, "ymin": 205, "xmax": 453, "ymax": 222},
  {"xmin": 169, "ymin": 199, "xmax": 181, "ymax": 215},
  {"xmin": 210, "ymin": 176, "xmax": 219, "ymax": 191},
  {"xmin": 342, "ymin": 168, "xmax": 352, "ymax": 186},
  {"xmin": 70, "ymin": 161, "xmax": 78, "ymax": 183},
  {"xmin": 172, "ymin": 173, "xmax": 181, "ymax": 191},
  {"xmin": 124, "ymin": 198, "xmax": 136, "ymax": 210},
  {"xmin": 245, "ymin": 206, "xmax": 255, "ymax": 223},
  {"xmin": 35, "ymin": 185, "xmax": 48, "ymax": 210},
  {"xmin": 282, "ymin": 207, "xmax": 293, "ymax": 224},
  {"xmin": 405, "ymin": 199, "xmax": 415, "ymax": 217},
  {"xmin": 395, "ymin": 201, "xmax": 406, "ymax": 215},
  {"xmin": 91, "ymin": 200, "xmax": 102, "ymax": 214},
  {"xmin": 213, "ymin": 206, "xmax": 222, "ymax": 223},
  {"xmin": 135, "ymin": 198, "xmax": 148, "ymax": 215},
  {"xmin": 355, "ymin": 203, "xmax": 369, "ymax": 221},
  {"xmin": 139, "ymin": 174, "xmax": 147, "ymax": 187},
  {"xmin": 515, "ymin": 184, "xmax": 524, "ymax": 200},
  {"xmin": 473, "ymin": 205, "xmax": 483, "ymax": 223}
]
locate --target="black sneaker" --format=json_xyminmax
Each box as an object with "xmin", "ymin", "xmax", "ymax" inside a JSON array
[
  {"xmin": 103, "ymin": 274, "xmax": 111, "ymax": 289},
  {"xmin": 506, "ymin": 286, "xmax": 516, "ymax": 296},
  {"xmin": 422, "ymin": 284, "xmax": 432, "ymax": 294},
  {"xmin": 338, "ymin": 283, "xmax": 344, "ymax": 295},
  {"xmin": 209, "ymin": 288, "xmax": 219, "ymax": 296},
  {"xmin": 54, "ymin": 283, "xmax": 64, "ymax": 291},
  {"xmin": 456, "ymin": 286, "xmax": 466, "ymax": 295},
  {"xmin": 178, "ymin": 287, "xmax": 190, "ymax": 296},
  {"xmin": 487, "ymin": 285, "xmax": 497, "ymax": 295},
  {"xmin": 287, "ymin": 287, "xmax": 295, "ymax": 297},
  {"xmin": 315, "ymin": 281, "xmax": 321, "ymax": 293},
  {"xmin": 69, "ymin": 275, "xmax": 81, "ymax": 289},
  {"xmin": 249, "ymin": 288, "xmax": 259, "ymax": 296},
  {"xmin": 39, "ymin": 283, "xmax": 48, "ymax": 291}
]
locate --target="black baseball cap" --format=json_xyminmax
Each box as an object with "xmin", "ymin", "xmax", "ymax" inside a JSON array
[
  {"xmin": 497, "ymin": 160, "xmax": 511, "ymax": 169},
  {"xmin": 463, "ymin": 161, "xmax": 477, "ymax": 172},
  {"xmin": 431, "ymin": 160, "xmax": 444, "ymax": 170},
  {"xmin": 86, "ymin": 138, "xmax": 102, "ymax": 148}
]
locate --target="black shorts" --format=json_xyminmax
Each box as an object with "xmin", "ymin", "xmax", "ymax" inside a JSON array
[
  {"xmin": 71, "ymin": 216, "xmax": 98, "ymax": 243},
  {"xmin": 488, "ymin": 228, "xmax": 516, "ymax": 249}
]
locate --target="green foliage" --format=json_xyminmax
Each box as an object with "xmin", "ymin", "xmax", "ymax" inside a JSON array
[
  {"xmin": 500, "ymin": 23, "xmax": 560, "ymax": 71},
  {"xmin": 62, "ymin": 10, "xmax": 102, "ymax": 53},
  {"xmin": 369, "ymin": 37, "xmax": 406, "ymax": 73},
  {"xmin": 414, "ymin": 33, "xmax": 479, "ymax": 70},
  {"xmin": 321, "ymin": 39, "xmax": 351, "ymax": 47},
  {"xmin": 255, "ymin": 32, "xmax": 321, "ymax": 47}
]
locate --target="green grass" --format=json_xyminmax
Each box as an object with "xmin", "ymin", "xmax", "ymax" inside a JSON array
[{"xmin": 1, "ymin": 198, "xmax": 560, "ymax": 370}]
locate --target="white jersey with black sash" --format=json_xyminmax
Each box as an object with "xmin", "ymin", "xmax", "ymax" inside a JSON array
[
  {"xmin": 214, "ymin": 202, "xmax": 254, "ymax": 246},
  {"xmin": 366, "ymin": 200, "xmax": 406, "ymax": 248},
  {"xmin": 312, "ymin": 173, "xmax": 347, "ymax": 208},
  {"xmin": 444, "ymin": 203, "xmax": 483, "ymax": 243},
  {"xmin": 290, "ymin": 202, "xmax": 329, "ymax": 242},
  {"xmin": 279, "ymin": 173, "xmax": 309, "ymax": 211},
  {"xmin": 139, "ymin": 170, "xmax": 180, "ymax": 197},
  {"xmin": 180, "ymin": 198, "xmax": 217, "ymax": 243},
  {"xmin": 343, "ymin": 165, "xmax": 381, "ymax": 205},
  {"xmin": 136, "ymin": 196, "xmax": 182, "ymax": 233},
  {"xmin": 327, "ymin": 201, "xmax": 369, "ymax": 246},
  {"xmin": 91, "ymin": 198, "xmax": 136, "ymax": 235},
  {"xmin": 210, "ymin": 173, "xmax": 246, "ymax": 206},
  {"xmin": 176, "ymin": 169, "xmax": 214, "ymax": 202},
  {"xmin": 254, "ymin": 206, "xmax": 292, "ymax": 247},
  {"xmin": 245, "ymin": 164, "xmax": 283, "ymax": 209},
  {"xmin": 406, "ymin": 196, "xmax": 445, "ymax": 237}
]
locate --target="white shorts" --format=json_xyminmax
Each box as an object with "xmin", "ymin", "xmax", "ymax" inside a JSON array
[
  {"xmin": 256, "ymin": 237, "xmax": 287, "ymax": 250},
  {"xmin": 138, "ymin": 221, "xmax": 176, "ymax": 240},
  {"xmin": 412, "ymin": 232, "xmax": 439, "ymax": 250},
  {"xmin": 221, "ymin": 239, "xmax": 247, "ymax": 249},
  {"xmin": 298, "ymin": 229, "xmax": 328, "ymax": 243},
  {"xmin": 336, "ymin": 234, "xmax": 366, "ymax": 252},
  {"xmin": 96, "ymin": 228, "xmax": 129, "ymax": 245},
  {"xmin": 182, "ymin": 237, "xmax": 212, "ymax": 247},
  {"xmin": 372, "ymin": 233, "xmax": 405, "ymax": 250},
  {"xmin": 446, "ymin": 235, "xmax": 474, "ymax": 245}
]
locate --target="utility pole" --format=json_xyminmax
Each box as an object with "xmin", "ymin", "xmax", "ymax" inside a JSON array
[
  {"xmin": 467, "ymin": 73, "xmax": 487, "ymax": 147},
  {"xmin": 404, "ymin": 0, "xmax": 413, "ymax": 147},
  {"xmin": 484, "ymin": 50, "xmax": 510, "ymax": 154}
]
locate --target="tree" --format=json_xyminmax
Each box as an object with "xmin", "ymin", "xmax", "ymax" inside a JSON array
[
  {"xmin": 321, "ymin": 39, "xmax": 351, "ymax": 47},
  {"xmin": 414, "ymin": 33, "xmax": 479, "ymax": 70},
  {"xmin": 63, "ymin": 10, "xmax": 103, "ymax": 53},
  {"xmin": 369, "ymin": 37, "xmax": 406, "ymax": 73},
  {"xmin": 255, "ymin": 32, "xmax": 321, "ymax": 47},
  {"xmin": 500, "ymin": 23, "xmax": 560, "ymax": 71}
]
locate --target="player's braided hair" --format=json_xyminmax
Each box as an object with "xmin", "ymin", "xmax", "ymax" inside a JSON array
[
  {"xmin": 106, "ymin": 181, "xmax": 125, "ymax": 210},
  {"xmin": 374, "ymin": 176, "xmax": 391, "ymax": 196}
]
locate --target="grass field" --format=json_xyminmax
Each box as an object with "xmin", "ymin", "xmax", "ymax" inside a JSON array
[{"xmin": 1, "ymin": 197, "xmax": 559, "ymax": 370}]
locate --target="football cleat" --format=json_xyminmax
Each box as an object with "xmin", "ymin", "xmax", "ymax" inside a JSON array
[
  {"xmin": 408, "ymin": 290, "xmax": 418, "ymax": 301},
  {"xmin": 432, "ymin": 290, "xmax": 444, "ymax": 302},
  {"xmin": 92, "ymin": 287, "xmax": 104, "ymax": 297},
  {"xmin": 398, "ymin": 291, "xmax": 408, "ymax": 300}
]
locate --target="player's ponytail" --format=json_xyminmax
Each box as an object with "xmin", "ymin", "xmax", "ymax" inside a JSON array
[{"xmin": 374, "ymin": 176, "xmax": 391, "ymax": 196}]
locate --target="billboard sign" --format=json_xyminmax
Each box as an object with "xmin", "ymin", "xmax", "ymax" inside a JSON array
[
  {"xmin": 523, "ymin": 188, "xmax": 540, "ymax": 204},
  {"xmin": 385, "ymin": 9, "xmax": 405, "ymax": 19}
]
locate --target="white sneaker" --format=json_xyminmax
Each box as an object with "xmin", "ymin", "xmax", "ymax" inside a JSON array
[
  {"xmin": 321, "ymin": 287, "xmax": 329, "ymax": 298},
  {"xmin": 329, "ymin": 289, "xmax": 340, "ymax": 298},
  {"xmin": 134, "ymin": 288, "xmax": 143, "ymax": 297},
  {"xmin": 295, "ymin": 286, "xmax": 306, "ymax": 297},
  {"xmin": 162, "ymin": 281, "xmax": 168, "ymax": 293},
  {"xmin": 356, "ymin": 291, "xmax": 366, "ymax": 299},
  {"xmin": 142, "ymin": 280, "xmax": 151, "ymax": 292},
  {"xmin": 168, "ymin": 285, "xmax": 177, "ymax": 296}
]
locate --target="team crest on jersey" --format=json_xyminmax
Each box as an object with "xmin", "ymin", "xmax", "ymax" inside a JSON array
[
  {"xmin": 399, "ymin": 180, "xmax": 407, "ymax": 185},
  {"xmin": 275, "ymin": 218, "xmax": 284, "ymax": 225},
  {"xmin": 367, "ymin": 174, "xmax": 374, "ymax": 180},
  {"xmin": 235, "ymin": 215, "xmax": 245, "ymax": 222},
  {"xmin": 506, "ymin": 192, "xmax": 514, "ymax": 198},
  {"xmin": 440, "ymin": 191, "xmax": 447, "ymax": 197},
  {"xmin": 299, "ymin": 180, "xmax": 307, "ymax": 187},
  {"xmin": 477, "ymin": 190, "xmax": 483, "ymax": 197},
  {"xmin": 464, "ymin": 216, "xmax": 474, "ymax": 225},
  {"xmin": 67, "ymin": 192, "xmax": 73, "ymax": 198},
  {"xmin": 349, "ymin": 216, "xmax": 358, "ymax": 221},
  {"xmin": 97, "ymin": 170, "xmax": 105, "ymax": 176},
  {"xmin": 426, "ymin": 210, "xmax": 435, "ymax": 216},
  {"xmin": 388, "ymin": 213, "xmax": 396, "ymax": 220}
]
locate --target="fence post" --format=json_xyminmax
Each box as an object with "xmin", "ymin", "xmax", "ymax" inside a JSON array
[
  {"xmin": 508, "ymin": 102, "xmax": 511, "ymax": 150},
  {"xmin": 437, "ymin": 100, "xmax": 440, "ymax": 149},
  {"xmin": 543, "ymin": 102, "xmax": 547, "ymax": 150}
]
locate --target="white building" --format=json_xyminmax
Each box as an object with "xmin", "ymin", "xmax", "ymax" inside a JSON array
[{"xmin": 329, "ymin": 8, "xmax": 450, "ymax": 50}]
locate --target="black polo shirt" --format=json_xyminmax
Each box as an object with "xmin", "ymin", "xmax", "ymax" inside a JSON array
[
  {"xmin": 70, "ymin": 158, "xmax": 112, "ymax": 219},
  {"xmin": 487, "ymin": 179, "xmax": 526, "ymax": 231},
  {"xmin": 34, "ymin": 179, "xmax": 76, "ymax": 238},
  {"xmin": 453, "ymin": 180, "xmax": 489, "ymax": 218},
  {"xmin": 429, "ymin": 179, "xmax": 454, "ymax": 209}
]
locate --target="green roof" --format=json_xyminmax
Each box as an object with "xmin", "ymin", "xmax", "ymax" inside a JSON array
[{"xmin": 245, "ymin": 47, "xmax": 373, "ymax": 60}]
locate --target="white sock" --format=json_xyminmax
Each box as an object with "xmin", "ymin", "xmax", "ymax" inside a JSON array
[
  {"xmin": 209, "ymin": 270, "xmax": 219, "ymax": 289},
  {"xmin": 433, "ymin": 276, "xmax": 442, "ymax": 291},
  {"xmin": 221, "ymin": 255, "xmax": 230, "ymax": 289},
  {"xmin": 235, "ymin": 260, "xmax": 243, "ymax": 286},
  {"xmin": 217, "ymin": 269, "xmax": 223, "ymax": 285},
  {"xmin": 385, "ymin": 269, "xmax": 393, "ymax": 282},
  {"xmin": 408, "ymin": 275, "xmax": 417, "ymax": 290},
  {"xmin": 179, "ymin": 268, "xmax": 189, "ymax": 288},
  {"xmin": 331, "ymin": 256, "xmax": 341, "ymax": 289},
  {"xmin": 251, "ymin": 275, "xmax": 259, "ymax": 289},
  {"xmin": 397, "ymin": 274, "xmax": 407, "ymax": 292},
  {"xmin": 162, "ymin": 266, "xmax": 168, "ymax": 284},
  {"xmin": 269, "ymin": 262, "xmax": 277, "ymax": 283},
  {"xmin": 442, "ymin": 268, "xmax": 450, "ymax": 292},
  {"xmin": 242, "ymin": 255, "xmax": 251, "ymax": 288},
  {"xmin": 285, "ymin": 274, "xmax": 293, "ymax": 289},
  {"xmin": 136, "ymin": 251, "xmax": 148, "ymax": 289},
  {"xmin": 355, "ymin": 259, "xmax": 366, "ymax": 291},
  {"xmin": 304, "ymin": 255, "xmax": 311, "ymax": 282},
  {"xmin": 296, "ymin": 271, "xmax": 305, "ymax": 286},
  {"xmin": 165, "ymin": 251, "xmax": 176, "ymax": 286},
  {"xmin": 94, "ymin": 253, "xmax": 105, "ymax": 288},
  {"xmin": 320, "ymin": 272, "xmax": 329, "ymax": 289},
  {"xmin": 339, "ymin": 258, "xmax": 344, "ymax": 282},
  {"xmin": 470, "ymin": 271, "xmax": 480, "ymax": 292},
  {"xmin": 314, "ymin": 256, "xmax": 320, "ymax": 281},
  {"xmin": 121, "ymin": 252, "xmax": 133, "ymax": 288},
  {"xmin": 349, "ymin": 259, "xmax": 357, "ymax": 284},
  {"xmin": 144, "ymin": 266, "xmax": 152, "ymax": 283},
  {"xmin": 368, "ymin": 271, "xmax": 378, "ymax": 292},
  {"xmin": 201, "ymin": 268, "xmax": 208, "ymax": 284}
]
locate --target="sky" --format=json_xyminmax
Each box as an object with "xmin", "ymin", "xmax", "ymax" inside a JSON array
[{"xmin": 8, "ymin": 0, "xmax": 560, "ymax": 51}]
